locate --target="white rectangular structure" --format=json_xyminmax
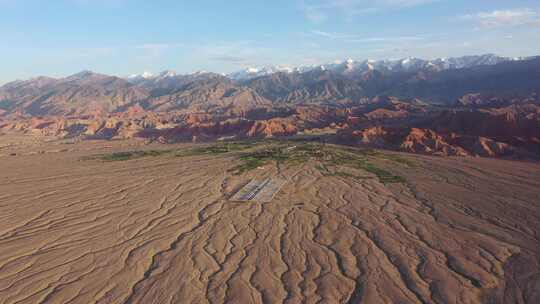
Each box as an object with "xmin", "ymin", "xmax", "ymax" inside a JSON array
[{"xmin": 230, "ymin": 178, "xmax": 286, "ymax": 203}]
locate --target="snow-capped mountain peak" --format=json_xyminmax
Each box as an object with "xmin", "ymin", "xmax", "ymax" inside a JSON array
[
  {"xmin": 126, "ymin": 70, "xmax": 178, "ymax": 84},
  {"xmin": 128, "ymin": 71, "xmax": 155, "ymax": 80},
  {"xmin": 126, "ymin": 54, "xmax": 524, "ymax": 83},
  {"xmin": 227, "ymin": 65, "xmax": 297, "ymax": 81},
  {"xmin": 157, "ymin": 70, "xmax": 177, "ymax": 78}
]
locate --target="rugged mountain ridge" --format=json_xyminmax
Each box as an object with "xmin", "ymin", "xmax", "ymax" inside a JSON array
[
  {"xmin": 1, "ymin": 55, "xmax": 539, "ymax": 159},
  {"xmin": 2, "ymin": 55, "xmax": 539, "ymax": 118},
  {"xmin": 226, "ymin": 54, "xmax": 519, "ymax": 81},
  {"xmin": 2, "ymin": 94, "xmax": 538, "ymax": 159}
]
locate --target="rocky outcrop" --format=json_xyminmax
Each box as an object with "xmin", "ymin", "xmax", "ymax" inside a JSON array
[
  {"xmin": 344, "ymin": 126, "xmax": 529, "ymax": 158},
  {"xmin": 432, "ymin": 103, "xmax": 540, "ymax": 138},
  {"xmin": 400, "ymin": 128, "xmax": 470, "ymax": 156},
  {"xmin": 247, "ymin": 119, "xmax": 297, "ymax": 137}
]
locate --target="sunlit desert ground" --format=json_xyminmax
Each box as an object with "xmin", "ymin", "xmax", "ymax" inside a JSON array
[{"xmin": 0, "ymin": 135, "xmax": 539, "ymax": 304}]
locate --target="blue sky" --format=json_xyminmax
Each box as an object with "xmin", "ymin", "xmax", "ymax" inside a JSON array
[{"xmin": 1, "ymin": 0, "xmax": 539, "ymax": 83}]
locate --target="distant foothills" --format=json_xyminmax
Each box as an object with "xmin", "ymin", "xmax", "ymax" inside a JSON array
[{"xmin": 0, "ymin": 54, "xmax": 539, "ymax": 159}]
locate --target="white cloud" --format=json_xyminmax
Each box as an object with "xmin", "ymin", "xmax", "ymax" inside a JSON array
[
  {"xmin": 135, "ymin": 43, "xmax": 184, "ymax": 58},
  {"xmin": 187, "ymin": 41, "xmax": 277, "ymax": 69},
  {"xmin": 69, "ymin": 0, "xmax": 128, "ymax": 6},
  {"xmin": 309, "ymin": 30, "xmax": 425, "ymax": 43},
  {"xmin": 311, "ymin": 30, "xmax": 333, "ymax": 37},
  {"xmin": 304, "ymin": 7, "xmax": 329, "ymax": 22},
  {"xmin": 310, "ymin": 30, "xmax": 356, "ymax": 39},
  {"xmin": 346, "ymin": 36, "xmax": 425, "ymax": 43},
  {"xmin": 300, "ymin": 0, "xmax": 438, "ymax": 22},
  {"xmin": 461, "ymin": 8, "xmax": 540, "ymax": 28}
]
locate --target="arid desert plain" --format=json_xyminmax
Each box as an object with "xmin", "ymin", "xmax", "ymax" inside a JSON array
[{"xmin": 0, "ymin": 135, "xmax": 539, "ymax": 304}]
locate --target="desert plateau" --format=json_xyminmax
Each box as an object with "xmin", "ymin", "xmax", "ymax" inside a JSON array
[{"xmin": 0, "ymin": 135, "xmax": 539, "ymax": 304}]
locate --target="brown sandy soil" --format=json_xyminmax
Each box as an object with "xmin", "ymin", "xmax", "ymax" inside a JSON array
[{"xmin": 0, "ymin": 136, "xmax": 539, "ymax": 304}]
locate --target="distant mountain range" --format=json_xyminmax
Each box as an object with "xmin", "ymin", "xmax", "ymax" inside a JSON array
[
  {"xmin": 1, "ymin": 54, "xmax": 539, "ymax": 159},
  {"xmin": 128, "ymin": 54, "xmax": 528, "ymax": 82},
  {"xmin": 1, "ymin": 54, "xmax": 539, "ymax": 118}
]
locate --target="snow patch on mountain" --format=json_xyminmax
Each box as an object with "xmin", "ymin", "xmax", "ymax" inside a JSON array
[
  {"xmin": 124, "ymin": 54, "xmax": 529, "ymax": 83},
  {"xmin": 128, "ymin": 71, "xmax": 155, "ymax": 80},
  {"xmin": 227, "ymin": 54, "xmax": 520, "ymax": 80},
  {"xmin": 227, "ymin": 66, "xmax": 299, "ymax": 81}
]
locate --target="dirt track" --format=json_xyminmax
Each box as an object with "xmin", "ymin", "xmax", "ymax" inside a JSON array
[{"xmin": 0, "ymin": 137, "xmax": 539, "ymax": 304}]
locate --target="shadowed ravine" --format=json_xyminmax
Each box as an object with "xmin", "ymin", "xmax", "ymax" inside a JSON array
[{"xmin": 0, "ymin": 140, "xmax": 539, "ymax": 304}]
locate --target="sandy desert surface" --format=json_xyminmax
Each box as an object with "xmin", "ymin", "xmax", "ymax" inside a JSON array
[{"xmin": 0, "ymin": 135, "xmax": 539, "ymax": 304}]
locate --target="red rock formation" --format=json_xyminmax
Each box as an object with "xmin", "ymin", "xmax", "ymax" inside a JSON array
[
  {"xmin": 344, "ymin": 126, "xmax": 525, "ymax": 158},
  {"xmin": 400, "ymin": 128, "xmax": 470, "ymax": 156},
  {"xmin": 247, "ymin": 119, "xmax": 297, "ymax": 137},
  {"xmin": 1, "ymin": 93, "xmax": 538, "ymax": 159},
  {"xmin": 364, "ymin": 108, "xmax": 409, "ymax": 120}
]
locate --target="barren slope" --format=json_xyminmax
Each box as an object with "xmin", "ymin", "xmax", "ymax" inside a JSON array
[{"xmin": 0, "ymin": 137, "xmax": 539, "ymax": 304}]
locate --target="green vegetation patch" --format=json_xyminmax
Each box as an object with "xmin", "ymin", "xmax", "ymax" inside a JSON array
[
  {"xmin": 370, "ymin": 151, "xmax": 417, "ymax": 167},
  {"xmin": 228, "ymin": 143, "xmax": 323, "ymax": 175},
  {"xmin": 85, "ymin": 149, "xmax": 173, "ymax": 162},
  {"xmin": 356, "ymin": 160, "xmax": 406, "ymax": 183},
  {"xmin": 175, "ymin": 142, "xmax": 256, "ymax": 157},
  {"xmin": 84, "ymin": 140, "xmax": 410, "ymax": 184},
  {"xmin": 231, "ymin": 154, "xmax": 268, "ymax": 175},
  {"xmin": 229, "ymin": 142, "xmax": 408, "ymax": 184},
  {"xmin": 85, "ymin": 141, "xmax": 257, "ymax": 162}
]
